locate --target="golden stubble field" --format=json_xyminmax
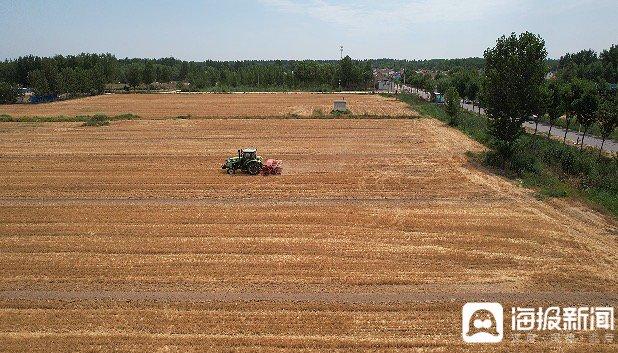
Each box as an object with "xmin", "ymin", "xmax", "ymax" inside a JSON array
[
  {"xmin": 0, "ymin": 100, "xmax": 616, "ymax": 352},
  {"xmin": 0, "ymin": 92, "xmax": 416, "ymax": 118}
]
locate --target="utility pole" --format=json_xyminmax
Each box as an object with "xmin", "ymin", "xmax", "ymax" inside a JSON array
[{"xmin": 339, "ymin": 45, "xmax": 343, "ymax": 91}]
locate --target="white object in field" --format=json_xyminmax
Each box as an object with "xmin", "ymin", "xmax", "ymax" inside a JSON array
[{"xmin": 333, "ymin": 100, "xmax": 347, "ymax": 112}]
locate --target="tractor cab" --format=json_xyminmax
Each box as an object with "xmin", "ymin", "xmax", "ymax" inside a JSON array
[
  {"xmin": 239, "ymin": 148, "xmax": 257, "ymax": 160},
  {"xmin": 223, "ymin": 148, "xmax": 263, "ymax": 175}
]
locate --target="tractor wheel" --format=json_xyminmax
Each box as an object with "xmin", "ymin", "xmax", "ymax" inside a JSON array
[
  {"xmin": 226, "ymin": 168, "xmax": 235, "ymax": 175},
  {"xmin": 247, "ymin": 162, "xmax": 261, "ymax": 175}
]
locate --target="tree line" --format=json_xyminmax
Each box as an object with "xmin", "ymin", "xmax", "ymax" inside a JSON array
[
  {"xmin": 485, "ymin": 38, "xmax": 616, "ymax": 154},
  {"xmin": 0, "ymin": 54, "xmax": 376, "ymax": 102},
  {"xmin": 374, "ymin": 57, "xmax": 559, "ymax": 76},
  {"xmin": 0, "ymin": 54, "xmax": 552, "ymax": 104},
  {"xmin": 405, "ymin": 39, "xmax": 617, "ymax": 153}
]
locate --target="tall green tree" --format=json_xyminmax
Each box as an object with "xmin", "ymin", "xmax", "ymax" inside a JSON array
[
  {"xmin": 436, "ymin": 77, "xmax": 452, "ymax": 95},
  {"xmin": 407, "ymin": 73, "xmax": 423, "ymax": 92},
  {"xmin": 600, "ymin": 44, "xmax": 618, "ymax": 83},
  {"xmin": 571, "ymin": 79, "xmax": 599, "ymax": 150},
  {"xmin": 178, "ymin": 61, "xmax": 189, "ymax": 81},
  {"xmin": 560, "ymin": 82, "xmax": 577, "ymax": 143},
  {"xmin": 559, "ymin": 50, "xmax": 603, "ymax": 82},
  {"xmin": 544, "ymin": 80, "xmax": 566, "ymax": 139},
  {"xmin": 143, "ymin": 61, "xmax": 154, "ymax": 85},
  {"xmin": 445, "ymin": 86, "xmax": 461, "ymax": 126},
  {"xmin": 451, "ymin": 70, "xmax": 470, "ymax": 99},
  {"xmin": 466, "ymin": 77, "xmax": 480, "ymax": 110},
  {"xmin": 362, "ymin": 60, "xmax": 373, "ymax": 90},
  {"xmin": 597, "ymin": 92, "xmax": 617, "ymax": 153},
  {"xmin": 126, "ymin": 63, "xmax": 142, "ymax": 89},
  {"xmin": 339, "ymin": 55, "xmax": 353, "ymax": 90},
  {"xmin": 532, "ymin": 82, "xmax": 549, "ymax": 135},
  {"xmin": 482, "ymin": 32, "xmax": 548, "ymax": 157},
  {"xmin": 0, "ymin": 82, "xmax": 17, "ymax": 103},
  {"xmin": 423, "ymin": 77, "xmax": 436, "ymax": 101},
  {"xmin": 28, "ymin": 69, "xmax": 50, "ymax": 96}
]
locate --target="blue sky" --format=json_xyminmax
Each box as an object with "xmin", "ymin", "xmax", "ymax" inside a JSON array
[{"xmin": 1, "ymin": 0, "xmax": 616, "ymax": 60}]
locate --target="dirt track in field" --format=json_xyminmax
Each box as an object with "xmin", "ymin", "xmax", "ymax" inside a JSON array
[
  {"xmin": 2, "ymin": 290, "xmax": 616, "ymax": 303},
  {"xmin": 0, "ymin": 117, "xmax": 616, "ymax": 352},
  {"xmin": 0, "ymin": 92, "xmax": 416, "ymax": 118}
]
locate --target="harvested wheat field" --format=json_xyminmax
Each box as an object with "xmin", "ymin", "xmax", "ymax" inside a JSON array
[
  {"xmin": 0, "ymin": 93, "xmax": 416, "ymax": 118},
  {"xmin": 0, "ymin": 117, "xmax": 616, "ymax": 352}
]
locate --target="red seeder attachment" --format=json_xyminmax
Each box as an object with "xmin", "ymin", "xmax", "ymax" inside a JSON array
[{"xmin": 261, "ymin": 159, "xmax": 283, "ymax": 175}]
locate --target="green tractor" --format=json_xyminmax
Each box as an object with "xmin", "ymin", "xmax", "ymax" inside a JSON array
[{"xmin": 221, "ymin": 148, "xmax": 263, "ymax": 175}]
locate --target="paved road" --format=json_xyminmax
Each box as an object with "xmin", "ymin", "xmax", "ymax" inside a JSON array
[
  {"xmin": 409, "ymin": 88, "xmax": 617, "ymax": 153},
  {"xmin": 460, "ymin": 101, "xmax": 618, "ymax": 153}
]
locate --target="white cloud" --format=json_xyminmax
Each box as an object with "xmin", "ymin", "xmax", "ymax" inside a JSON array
[
  {"xmin": 257, "ymin": 0, "xmax": 604, "ymax": 33},
  {"xmin": 258, "ymin": 0, "xmax": 520, "ymax": 32}
]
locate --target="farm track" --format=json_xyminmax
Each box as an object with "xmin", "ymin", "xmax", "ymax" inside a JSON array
[
  {"xmin": 1, "ymin": 289, "xmax": 616, "ymax": 303},
  {"xmin": 0, "ymin": 110, "xmax": 616, "ymax": 352}
]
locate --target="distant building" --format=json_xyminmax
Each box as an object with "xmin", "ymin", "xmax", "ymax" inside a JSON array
[
  {"xmin": 373, "ymin": 68, "xmax": 404, "ymax": 92},
  {"xmin": 376, "ymin": 79, "xmax": 394, "ymax": 91}
]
